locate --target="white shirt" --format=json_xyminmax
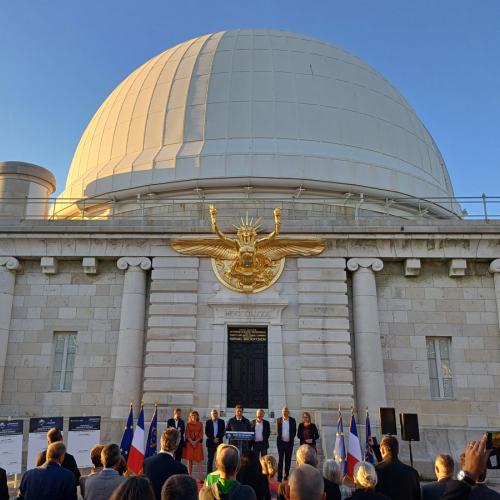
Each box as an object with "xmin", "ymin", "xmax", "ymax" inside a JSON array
[
  {"xmin": 254, "ymin": 421, "xmax": 264, "ymax": 442},
  {"xmin": 213, "ymin": 420, "xmax": 218, "ymax": 437},
  {"xmin": 282, "ymin": 419, "xmax": 290, "ymax": 442}
]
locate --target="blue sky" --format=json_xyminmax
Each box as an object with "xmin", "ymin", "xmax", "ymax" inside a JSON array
[{"xmin": 1, "ymin": 0, "xmax": 499, "ymax": 201}]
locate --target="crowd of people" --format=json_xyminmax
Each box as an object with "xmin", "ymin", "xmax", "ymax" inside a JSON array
[{"xmin": 11, "ymin": 405, "xmax": 499, "ymax": 500}]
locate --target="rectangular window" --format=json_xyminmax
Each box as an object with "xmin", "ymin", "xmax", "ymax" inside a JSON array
[
  {"xmin": 426, "ymin": 337, "xmax": 453, "ymax": 399},
  {"xmin": 52, "ymin": 333, "xmax": 77, "ymax": 391}
]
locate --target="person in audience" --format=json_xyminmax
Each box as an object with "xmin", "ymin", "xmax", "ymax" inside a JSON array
[
  {"xmin": 421, "ymin": 454, "xmax": 455, "ymax": 500},
  {"xmin": 277, "ymin": 406, "xmax": 297, "ymax": 482},
  {"xmin": 167, "ymin": 408, "xmax": 185, "ymax": 461},
  {"xmin": 351, "ymin": 461, "xmax": 390, "ymax": 500},
  {"xmin": 182, "ymin": 410, "xmax": 204, "ymax": 479},
  {"xmin": 375, "ymin": 435, "xmax": 420, "ymax": 500},
  {"xmin": 287, "ymin": 464, "xmax": 325, "ymax": 500},
  {"xmin": 458, "ymin": 450, "xmax": 499, "ymax": 499},
  {"xmin": 237, "ymin": 450, "xmax": 270, "ymax": 500},
  {"xmin": 295, "ymin": 444, "xmax": 341, "ymax": 500},
  {"xmin": 297, "ymin": 412, "xmax": 320, "ymax": 451},
  {"xmin": 441, "ymin": 434, "xmax": 492, "ymax": 500},
  {"xmin": 260, "ymin": 455, "xmax": 280, "ymax": 500},
  {"xmin": 80, "ymin": 444, "xmax": 104, "ymax": 498},
  {"xmin": 161, "ymin": 474, "xmax": 198, "ymax": 500},
  {"xmin": 18, "ymin": 441, "xmax": 77, "ymax": 500},
  {"xmin": 251, "ymin": 409, "xmax": 271, "ymax": 458},
  {"xmin": 205, "ymin": 408, "xmax": 225, "ymax": 474},
  {"xmin": 200, "ymin": 443, "xmax": 257, "ymax": 499},
  {"xmin": 323, "ymin": 459, "xmax": 352, "ymax": 500},
  {"xmin": 226, "ymin": 405, "xmax": 253, "ymax": 453},
  {"xmin": 0, "ymin": 466, "xmax": 9, "ymax": 500},
  {"xmin": 84, "ymin": 443, "xmax": 125, "ymax": 500},
  {"xmin": 108, "ymin": 476, "xmax": 155, "ymax": 500},
  {"xmin": 143, "ymin": 427, "xmax": 188, "ymax": 500},
  {"xmin": 35, "ymin": 426, "xmax": 81, "ymax": 485}
]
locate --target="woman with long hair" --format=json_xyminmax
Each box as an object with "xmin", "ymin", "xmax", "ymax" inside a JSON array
[
  {"xmin": 297, "ymin": 411, "xmax": 320, "ymax": 450},
  {"xmin": 260, "ymin": 454, "xmax": 279, "ymax": 500},
  {"xmin": 182, "ymin": 410, "xmax": 204, "ymax": 479}
]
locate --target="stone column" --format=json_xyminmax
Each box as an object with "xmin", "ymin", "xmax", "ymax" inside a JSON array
[
  {"xmin": 0, "ymin": 257, "xmax": 20, "ymax": 400},
  {"xmin": 111, "ymin": 257, "xmax": 151, "ymax": 418},
  {"xmin": 489, "ymin": 259, "xmax": 500, "ymax": 329},
  {"xmin": 347, "ymin": 258, "xmax": 387, "ymax": 416}
]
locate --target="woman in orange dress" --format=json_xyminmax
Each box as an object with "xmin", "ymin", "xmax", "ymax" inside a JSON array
[{"xmin": 182, "ymin": 410, "xmax": 204, "ymax": 479}]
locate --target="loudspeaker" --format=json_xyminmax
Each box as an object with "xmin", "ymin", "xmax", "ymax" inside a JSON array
[
  {"xmin": 400, "ymin": 413, "xmax": 420, "ymax": 441},
  {"xmin": 379, "ymin": 407, "xmax": 397, "ymax": 435}
]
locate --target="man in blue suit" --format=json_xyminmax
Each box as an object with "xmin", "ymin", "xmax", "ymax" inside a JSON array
[
  {"xmin": 17, "ymin": 441, "xmax": 77, "ymax": 500},
  {"xmin": 144, "ymin": 427, "xmax": 188, "ymax": 500},
  {"xmin": 167, "ymin": 408, "xmax": 186, "ymax": 461}
]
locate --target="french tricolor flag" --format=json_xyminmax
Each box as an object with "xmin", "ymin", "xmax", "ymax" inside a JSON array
[
  {"xmin": 347, "ymin": 411, "xmax": 362, "ymax": 478},
  {"xmin": 127, "ymin": 405, "xmax": 145, "ymax": 474}
]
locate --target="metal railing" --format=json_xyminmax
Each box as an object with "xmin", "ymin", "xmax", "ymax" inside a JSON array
[{"xmin": 1, "ymin": 194, "xmax": 500, "ymax": 223}]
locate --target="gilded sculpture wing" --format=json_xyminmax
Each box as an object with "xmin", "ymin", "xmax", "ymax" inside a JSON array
[
  {"xmin": 257, "ymin": 237, "xmax": 327, "ymax": 261},
  {"xmin": 171, "ymin": 238, "xmax": 238, "ymax": 260}
]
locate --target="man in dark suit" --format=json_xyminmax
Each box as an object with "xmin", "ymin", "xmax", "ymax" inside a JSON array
[
  {"xmin": 0, "ymin": 467, "xmax": 8, "ymax": 500},
  {"xmin": 276, "ymin": 405, "xmax": 296, "ymax": 482},
  {"xmin": 205, "ymin": 408, "xmax": 225, "ymax": 474},
  {"xmin": 375, "ymin": 435, "xmax": 421, "ymax": 500},
  {"xmin": 167, "ymin": 408, "xmax": 185, "ymax": 461},
  {"xmin": 35, "ymin": 427, "xmax": 81, "ymax": 485},
  {"xmin": 144, "ymin": 427, "xmax": 188, "ymax": 500},
  {"xmin": 225, "ymin": 405, "xmax": 252, "ymax": 453},
  {"xmin": 422, "ymin": 454, "xmax": 454, "ymax": 500},
  {"xmin": 84, "ymin": 443, "xmax": 125, "ymax": 500},
  {"xmin": 250, "ymin": 408, "xmax": 271, "ymax": 458},
  {"xmin": 17, "ymin": 441, "xmax": 77, "ymax": 500}
]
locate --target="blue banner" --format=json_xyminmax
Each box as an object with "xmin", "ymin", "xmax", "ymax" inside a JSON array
[
  {"xmin": 0, "ymin": 420, "xmax": 23, "ymax": 436},
  {"xmin": 29, "ymin": 417, "xmax": 63, "ymax": 434},
  {"xmin": 69, "ymin": 416, "xmax": 101, "ymax": 432}
]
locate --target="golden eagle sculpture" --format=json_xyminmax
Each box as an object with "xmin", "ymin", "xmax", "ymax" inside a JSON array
[{"xmin": 171, "ymin": 205, "xmax": 327, "ymax": 293}]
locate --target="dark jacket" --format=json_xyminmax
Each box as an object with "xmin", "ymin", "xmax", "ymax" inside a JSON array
[
  {"xmin": 199, "ymin": 480, "xmax": 257, "ymax": 500},
  {"xmin": 17, "ymin": 460, "xmax": 77, "ymax": 500},
  {"xmin": 143, "ymin": 451, "xmax": 188, "ymax": 500},
  {"xmin": 250, "ymin": 419, "xmax": 271, "ymax": 449},
  {"xmin": 442, "ymin": 480, "xmax": 473, "ymax": 500},
  {"xmin": 375, "ymin": 457, "xmax": 421, "ymax": 500},
  {"xmin": 469, "ymin": 483, "xmax": 500, "ymax": 499},
  {"xmin": 206, "ymin": 418, "xmax": 226, "ymax": 448},
  {"xmin": 84, "ymin": 468, "xmax": 125, "ymax": 500},
  {"xmin": 0, "ymin": 468, "xmax": 8, "ymax": 500},
  {"xmin": 297, "ymin": 423, "xmax": 320, "ymax": 447},
  {"xmin": 276, "ymin": 417, "xmax": 296, "ymax": 446},
  {"xmin": 422, "ymin": 478, "xmax": 453, "ymax": 500},
  {"xmin": 35, "ymin": 448, "xmax": 81, "ymax": 485},
  {"xmin": 226, "ymin": 416, "xmax": 252, "ymax": 433},
  {"xmin": 324, "ymin": 478, "xmax": 342, "ymax": 500},
  {"xmin": 351, "ymin": 491, "xmax": 392, "ymax": 500},
  {"xmin": 166, "ymin": 418, "xmax": 185, "ymax": 442}
]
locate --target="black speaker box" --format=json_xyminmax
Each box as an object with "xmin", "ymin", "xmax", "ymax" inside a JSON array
[
  {"xmin": 379, "ymin": 407, "xmax": 397, "ymax": 435},
  {"xmin": 400, "ymin": 413, "xmax": 420, "ymax": 441}
]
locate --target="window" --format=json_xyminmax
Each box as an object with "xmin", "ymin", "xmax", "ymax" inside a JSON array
[
  {"xmin": 426, "ymin": 337, "xmax": 453, "ymax": 399},
  {"xmin": 52, "ymin": 333, "xmax": 77, "ymax": 391}
]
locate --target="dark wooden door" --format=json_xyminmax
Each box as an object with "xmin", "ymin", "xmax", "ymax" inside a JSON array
[{"xmin": 227, "ymin": 326, "xmax": 268, "ymax": 408}]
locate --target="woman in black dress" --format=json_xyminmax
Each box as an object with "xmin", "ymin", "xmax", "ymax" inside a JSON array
[{"xmin": 297, "ymin": 411, "xmax": 320, "ymax": 450}]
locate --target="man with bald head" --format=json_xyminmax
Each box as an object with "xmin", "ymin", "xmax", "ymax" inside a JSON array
[
  {"xmin": 277, "ymin": 406, "xmax": 297, "ymax": 481},
  {"xmin": 288, "ymin": 464, "xmax": 326, "ymax": 500},
  {"xmin": 18, "ymin": 442, "xmax": 77, "ymax": 500},
  {"xmin": 200, "ymin": 444, "xmax": 256, "ymax": 499}
]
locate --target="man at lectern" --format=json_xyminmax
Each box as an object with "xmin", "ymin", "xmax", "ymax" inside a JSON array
[{"xmin": 225, "ymin": 405, "xmax": 252, "ymax": 453}]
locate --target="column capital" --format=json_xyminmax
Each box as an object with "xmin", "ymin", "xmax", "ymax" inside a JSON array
[
  {"xmin": 117, "ymin": 257, "xmax": 152, "ymax": 271},
  {"xmin": 489, "ymin": 259, "xmax": 500, "ymax": 274},
  {"xmin": 0, "ymin": 257, "xmax": 21, "ymax": 272},
  {"xmin": 347, "ymin": 258, "xmax": 383, "ymax": 273}
]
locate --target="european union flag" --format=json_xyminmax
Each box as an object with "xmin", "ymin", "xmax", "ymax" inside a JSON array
[
  {"xmin": 119, "ymin": 404, "xmax": 134, "ymax": 463},
  {"xmin": 365, "ymin": 408, "xmax": 375, "ymax": 463},
  {"xmin": 333, "ymin": 407, "xmax": 347, "ymax": 475},
  {"xmin": 145, "ymin": 404, "xmax": 158, "ymax": 458}
]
